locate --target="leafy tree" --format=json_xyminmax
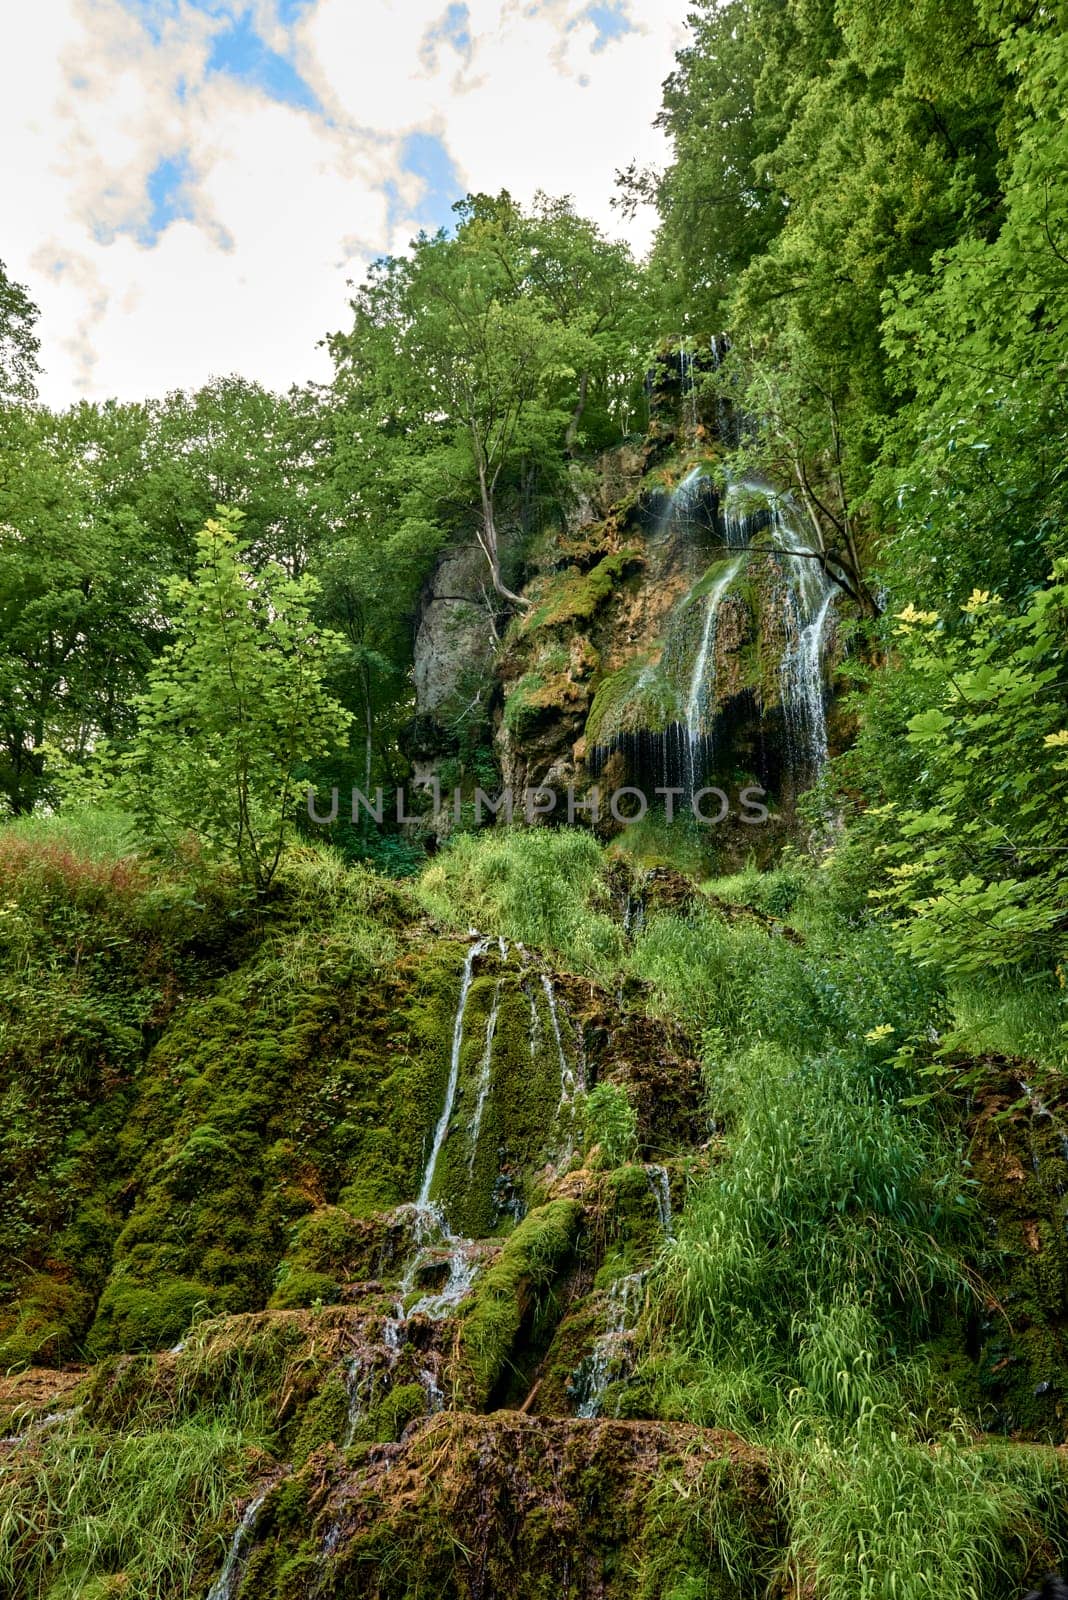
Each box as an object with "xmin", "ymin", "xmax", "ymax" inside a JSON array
[
  {"xmin": 0, "ymin": 259, "xmax": 40, "ymax": 400},
  {"xmin": 329, "ymin": 192, "xmax": 647, "ymax": 610},
  {"xmin": 91, "ymin": 509, "xmax": 351, "ymax": 889},
  {"xmin": 878, "ymin": 18, "xmax": 1068, "ymax": 611},
  {"xmin": 0, "ymin": 405, "xmax": 165, "ymax": 814},
  {"xmin": 850, "ymin": 573, "xmax": 1068, "ymax": 977}
]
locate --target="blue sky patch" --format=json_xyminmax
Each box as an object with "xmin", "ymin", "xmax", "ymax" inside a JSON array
[
  {"xmin": 117, "ymin": 3, "xmax": 321, "ymax": 111},
  {"xmin": 117, "ymin": 0, "xmax": 228, "ymax": 44},
  {"xmin": 142, "ymin": 152, "xmax": 197, "ymax": 243},
  {"xmin": 276, "ymin": 0, "xmax": 318, "ymax": 22},
  {"xmin": 206, "ymin": 10, "xmax": 320, "ymax": 110},
  {"xmin": 420, "ymin": 2, "xmax": 473, "ymax": 70},
  {"xmin": 385, "ymin": 131, "xmax": 465, "ymax": 237},
  {"xmin": 578, "ymin": 2, "xmax": 634, "ymax": 52}
]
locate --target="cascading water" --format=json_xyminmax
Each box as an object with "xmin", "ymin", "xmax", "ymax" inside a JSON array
[
  {"xmin": 644, "ymin": 1165, "xmax": 673, "ymax": 1237},
  {"xmin": 205, "ymin": 1495, "xmax": 266, "ymax": 1600},
  {"xmin": 467, "ymin": 979, "xmax": 502, "ymax": 1175},
  {"xmin": 342, "ymin": 1362, "xmax": 371, "ymax": 1447},
  {"xmin": 652, "ymin": 464, "xmax": 707, "ymax": 543},
  {"xmin": 684, "ymin": 553, "xmax": 745, "ymax": 791},
  {"xmin": 418, "ymin": 938, "xmax": 488, "ymax": 1210},
  {"xmin": 542, "ymin": 974, "xmax": 576, "ymax": 1113},
  {"xmin": 572, "ymin": 1272, "xmax": 645, "ymax": 1419},
  {"xmin": 764, "ymin": 492, "xmax": 837, "ymax": 779},
  {"xmin": 591, "ymin": 471, "xmax": 837, "ymax": 798},
  {"xmin": 391, "ymin": 940, "xmax": 495, "ymax": 1327}
]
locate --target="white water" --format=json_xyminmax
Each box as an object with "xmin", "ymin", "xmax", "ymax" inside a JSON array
[
  {"xmin": 206, "ymin": 1494, "xmax": 266, "ymax": 1600},
  {"xmin": 684, "ymin": 553, "xmax": 745, "ymax": 782},
  {"xmin": 342, "ymin": 1362, "xmax": 372, "ymax": 1447},
  {"xmin": 417, "ymin": 938, "xmax": 488, "ymax": 1209},
  {"xmin": 405, "ymin": 941, "xmax": 498, "ymax": 1314},
  {"xmin": 679, "ymin": 348, "xmax": 699, "ymax": 434},
  {"xmin": 467, "ymin": 979, "xmax": 502, "ymax": 1175},
  {"xmin": 527, "ymin": 983, "xmax": 540, "ymax": 1060},
  {"xmin": 542, "ymin": 975, "xmax": 575, "ymax": 1112},
  {"xmin": 654, "ymin": 465, "xmax": 705, "ymax": 541},
  {"xmin": 644, "ymin": 1164, "xmax": 673, "ymax": 1237},
  {"xmin": 683, "ymin": 477, "xmax": 836, "ymax": 785},
  {"xmin": 392, "ymin": 1203, "xmax": 480, "ymax": 1322},
  {"xmin": 768, "ymin": 497, "xmax": 837, "ymax": 776},
  {"xmin": 575, "ymin": 1273, "xmax": 645, "ymax": 1419},
  {"xmin": 406, "ymin": 1242, "xmax": 482, "ymax": 1320}
]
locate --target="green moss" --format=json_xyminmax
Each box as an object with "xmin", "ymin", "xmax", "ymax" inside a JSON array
[
  {"xmin": 427, "ymin": 972, "xmax": 574, "ymax": 1238},
  {"xmin": 292, "ymin": 1369, "xmax": 349, "ymax": 1462},
  {"xmin": 459, "ymin": 1198, "xmax": 583, "ymax": 1402},
  {"xmin": 585, "ymin": 656, "xmax": 683, "ymax": 746},
  {"xmin": 89, "ymin": 1279, "xmax": 220, "ymax": 1355},
  {"xmin": 352, "ymin": 1381, "xmax": 427, "ymax": 1445},
  {"xmin": 269, "ymin": 1270, "xmax": 341, "ymax": 1310},
  {"xmin": 524, "ymin": 548, "xmax": 644, "ymax": 632}
]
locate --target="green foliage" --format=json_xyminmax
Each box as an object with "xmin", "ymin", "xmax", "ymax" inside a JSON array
[
  {"xmin": 631, "ymin": 892, "xmax": 945, "ymax": 1064},
  {"xmin": 82, "ymin": 509, "xmax": 352, "ymax": 889},
  {"xmin": 0, "ymin": 1411, "xmax": 264, "ymax": 1600},
  {"xmin": 0, "ymin": 257, "xmax": 40, "ymax": 400},
  {"xmin": 418, "ymin": 826, "xmax": 625, "ymax": 976},
  {"xmin": 779, "ymin": 1432, "xmax": 1068, "ymax": 1600},
  {"xmin": 859, "ymin": 574, "xmax": 1068, "ymax": 979},
  {"xmin": 329, "ymin": 191, "xmax": 649, "ymax": 608},
  {"xmin": 581, "ymin": 1082, "xmax": 639, "ymax": 1168}
]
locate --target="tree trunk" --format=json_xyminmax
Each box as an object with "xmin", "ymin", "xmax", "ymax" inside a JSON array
[
  {"xmin": 565, "ymin": 370, "xmax": 590, "ymax": 457},
  {"xmin": 474, "ymin": 450, "xmax": 530, "ymax": 609}
]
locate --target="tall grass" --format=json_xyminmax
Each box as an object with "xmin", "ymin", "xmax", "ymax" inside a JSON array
[
  {"xmin": 946, "ymin": 973, "xmax": 1068, "ymax": 1077},
  {"xmin": 631, "ymin": 902, "xmax": 945, "ymax": 1063},
  {"xmin": 0, "ymin": 1410, "xmax": 262, "ymax": 1600},
  {"xmin": 778, "ymin": 1431, "xmax": 1068, "ymax": 1600},
  {"xmin": 651, "ymin": 1042, "xmax": 971, "ymax": 1427},
  {"xmin": 1, "ymin": 807, "xmax": 141, "ymax": 863},
  {"xmin": 417, "ymin": 827, "xmax": 625, "ymax": 976}
]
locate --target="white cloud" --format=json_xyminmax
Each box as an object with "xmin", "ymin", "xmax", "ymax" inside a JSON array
[{"xmin": 0, "ymin": 0, "xmax": 687, "ymax": 407}]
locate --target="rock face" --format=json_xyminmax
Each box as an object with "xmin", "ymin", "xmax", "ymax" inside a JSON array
[
  {"xmin": 493, "ymin": 460, "xmax": 848, "ymax": 859},
  {"xmin": 407, "ymin": 371, "xmax": 850, "ymax": 851},
  {"xmin": 413, "ymin": 542, "xmax": 497, "ymax": 722}
]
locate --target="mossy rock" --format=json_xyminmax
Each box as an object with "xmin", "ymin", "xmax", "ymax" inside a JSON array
[
  {"xmin": 523, "ymin": 549, "xmax": 645, "ymax": 633},
  {"xmin": 459, "ymin": 1198, "xmax": 583, "ymax": 1404}
]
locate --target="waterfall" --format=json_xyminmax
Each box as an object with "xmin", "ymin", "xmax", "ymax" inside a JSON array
[
  {"xmin": 652, "ymin": 464, "xmax": 705, "ymax": 541},
  {"xmin": 679, "ymin": 348, "xmax": 698, "ymax": 434},
  {"xmin": 406, "ymin": 1243, "xmax": 482, "ymax": 1320},
  {"xmin": 205, "ymin": 1494, "xmax": 266, "ymax": 1600},
  {"xmin": 588, "ymin": 462, "xmax": 837, "ymax": 800},
  {"xmin": 684, "ymin": 553, "xmax": 745, "ymax": 789},
  {"xmin": 526, "ymin": 982, "xmax": 540, "ymax": 1060},
  {"xmin": 542, "ymin": 975, "xmax": 575, "ymax": 1112},
  {"xmin": 417, "ymin": 938, "xmax": 488, "ymax": 1209},
  {"xmin": 342, "ymin": 1361, "xmax": 371, "ymax": 1447},
  {"xmin": 1019, "ymin": 1079, "xmax": 1068, "ymax": 1167},
  {"xmin": 572, "ymin": 1273, "xmax": 645, "ymax": 1419},
  {"xmin": 767, "ymin": 497, "xmax": 837, "ymax": 778},
  {"xmin": 682, "ymin": 479, "xmax": 835, "ymax": 788},
  {"xmin": 394, "ymin": 941, "xmax": 494, "ymax": 1326},
  {"xmin": 466, "ymin": 979, "xmax": 502, "ymax": 1175},
  {"xmin": 644, "ymin": 1164, "xmax": 673, "ymax": 1237}
]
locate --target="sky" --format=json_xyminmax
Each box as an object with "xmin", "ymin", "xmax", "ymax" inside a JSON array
[{"xmin": 0, "ymin": 0, "xmax": 689, "ymax": 408}]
